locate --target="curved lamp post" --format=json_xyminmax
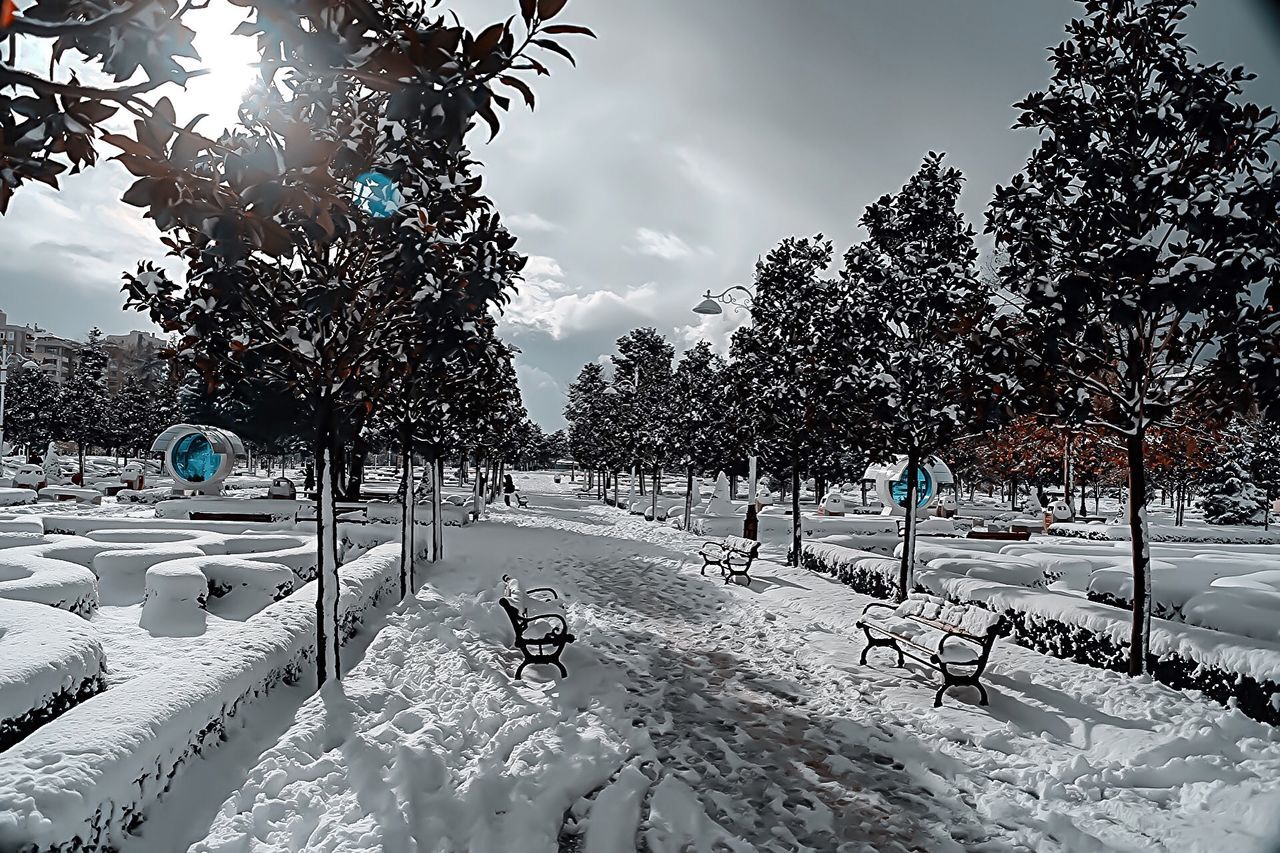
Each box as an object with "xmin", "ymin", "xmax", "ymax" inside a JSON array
[
  {"xmin": 690, "ymin": 284, "xmax": 760, "ymax": 539},
  {"xmin": 0, "ymin": 346, "xmax": 40, "ymax": 480}
]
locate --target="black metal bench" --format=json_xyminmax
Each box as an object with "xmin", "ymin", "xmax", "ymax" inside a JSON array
[
  {"xmin": 516, "ymin": 493, "xmax": 529, "ymax": 508},
  {"xmin": 498, "ymin": 576, "xmax": 575, "ymax": 678},
  {"xmin": 857, "ymin": 594, "xmax": 1003, "ymax": 707},
  {"xmin": 699, "ymin": 535, "xmax": 760, "ymax": 585}
]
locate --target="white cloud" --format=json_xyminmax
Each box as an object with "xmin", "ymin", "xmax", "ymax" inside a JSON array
[
  {"xmin": 507, "ymin": 212, "xmax": 561, "ymax": 232},
  {"xmin": 504, "ymin": 280, "xmax": 666, "ymax": 340},
  {"xmin": 632, "ymin": 227, "xmax": 694, "ymax": 261},
  {"xmin": 524, "ymin": 255, "xmax": 564, "ymax": 279},
  {"xmin": 675, "ymin": 306, "xmax": 751, "ymax": 356}
]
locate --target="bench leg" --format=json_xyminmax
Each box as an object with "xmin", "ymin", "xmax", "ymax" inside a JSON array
[
  {"xmin": 515, "ymin": 659, "xmax": 530, "ymax": 680},
  {"xmin": 977, "ymin": 682, "xmax": 989, "ymax": 706},
  {"xmin": 859, "ymin": 628, "xmax": 903, "ymax": 668}
]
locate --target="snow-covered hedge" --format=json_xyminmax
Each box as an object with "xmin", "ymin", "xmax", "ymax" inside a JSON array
[
  {"xmin": 0, "ymin": 599, "xmax": 105, "ymax": 751},
  {"xmin": 0, "ymin": 543, "xmax": 403, "ymax": 853},
  {"xmin": 0, "ymin": 553, "xmax": 99, "ymax": 617},
  {"xmin": 800, "ymin": 542, "xmax": 900, "ymax": 599},
  {"xmin": 1049, "ymin": 522, "xmax": 1280, "ymax": 544},
  {"xmin": 918, "ymin": 572, "xmax": 1280, "ymax": 726}
]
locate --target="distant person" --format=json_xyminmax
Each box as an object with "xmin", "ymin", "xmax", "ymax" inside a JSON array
[{"xmin": 503, "ymin": 474, "xmax": 516, "ymax": 506}]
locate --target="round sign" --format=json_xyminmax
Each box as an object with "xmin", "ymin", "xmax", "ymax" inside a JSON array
[
  {"xmin": 353, "ymin": 172, "xmax": 403, "ymax": 218},
  {"xmin": 171, "ymin": 432, "xmax": 218, "ymax": 483}
]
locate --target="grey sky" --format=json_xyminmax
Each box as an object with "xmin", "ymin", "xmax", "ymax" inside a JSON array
[{"xmin": 2, "ymin": 0, "xmax": 1278, "ymax": 430}]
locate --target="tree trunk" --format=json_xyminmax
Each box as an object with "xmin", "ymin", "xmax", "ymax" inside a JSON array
[
  {"xmin": 650, "ymin": 465, "xmax": 659, "ymax": 521},
  {"xmin": 685, "ymin": 466, "xmax": 695, "ymax": 531},
  {"xmin": 1126, "ymin": 430, "xmax": 1151, "ymax": 677},
  {"xmin": 313, "ymin": 398, "xmax": 340, "ymax": 685},
  {"xmin": 789, "ymin": 448, "xmax": 801, "ymax": 567},
  {"xmin": 472, "ymin": 455, "xmax": 484, "ymax": 520},
  {"xmin": 345, "ymin": 434, "xmax": 369, "ymax": 501},
  {"xmin": 432, "ymin": 457, "xmax": 444, "ymax": 561},
  {"xmin": 399, "ymin": 422, "xmax": 414, "ymax": 598},
  {"xmin": 898, "ymin": 447, "xmax": 920, "ymax": 602}
]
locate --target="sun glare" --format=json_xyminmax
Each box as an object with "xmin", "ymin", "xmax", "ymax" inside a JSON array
[{"xmin": 182, "ymin": 0, "xmax": 262, "ymax": 133}]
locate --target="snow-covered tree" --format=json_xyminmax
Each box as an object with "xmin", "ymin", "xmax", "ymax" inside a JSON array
[
  {"xmin": 986, "ymin": 0, "xmax": 1280, "ymax": 674},
  {"xmin": 612, "ymin": 327, "xmax": 674, "ymax": 511},
  {"xmin": 1198, "ymin": 460, "xmax": 1267, "ymax": 526},
  {"xmin": 57, "ymin": 328, "xmax": 111, "ymax": 477},
  {"xmin": 835, "ymin": 153, "xmax": 988, "ymax": 597},
  {"xmin": 666, "ymin": 341, "xmax": 726, "ymax": 526},
  {"xmin": 3, "ymin": 366, "xmax": 61, "ymax": 455},
  {"xmin": 732, "ymin": 236, "xmax": 840, "ymax": 563},
  {"xmin": 564, "ymin": 363, "xmax": 611, "ymax": 493},
  {"xmin": 121, "ymin": 4, "xmax": 590, "ymax": 685}
]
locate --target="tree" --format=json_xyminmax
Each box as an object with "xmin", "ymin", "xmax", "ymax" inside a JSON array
[
  {"xmin": 122, "ymin": 2, "xmax": 592, "ymax": 685},
  {"xmin": 612, "ymin": 327, "xmax": 674, "ymax": 516},
  {"xmin": 986, "ymin": 0, "xmax": 1280, "ymax": 674},
  {"xmin": 731, "ymin": 237, "xmax": 841, "ymax": 562},
  {"xmin": 1198, "ymin": 460, "xmax": 1267, "ymax": 526},
  {"xmin": 836, "ymin": 153, "xmax": 988, "ymax": 598},
  {"xmin": 564, "ymin": 362, "xmax": 616, "ymax": 497},
  {"xmin": 3, "ymin": 366, "xmax": 61, "ymax": 455},
  {"xmin": 58, "ymin": 328, "xmax": 111, "ymax": 477},
  {"xmin": 666, "ymin": 341, "xmax": 725, "ymax": 528}
]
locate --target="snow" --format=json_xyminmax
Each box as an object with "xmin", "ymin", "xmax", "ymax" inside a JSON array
[
  {"xmin": 0, "ymin": 543, "xmax": 402, "ymax": 853},
  {"xmin": 182, "ymin": 475, "xmax": 1280, "ymax": 852}
]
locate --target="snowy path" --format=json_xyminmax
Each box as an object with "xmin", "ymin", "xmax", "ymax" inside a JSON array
[{"xmin": 190, "ymin": 478, "xmax": 1280, "ymax": 853}]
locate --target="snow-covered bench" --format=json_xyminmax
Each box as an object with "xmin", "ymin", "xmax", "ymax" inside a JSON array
[
  {"xmin": 498, "ymin": 576, "xmax": 574, "ymax": 678},
  {"xmin": 699, "ymin": 535, "xmax": 760, "ymax": 585},
  {"xmin": 857, "ymin": 594, "xmax": 1004, "ymax": 707}
]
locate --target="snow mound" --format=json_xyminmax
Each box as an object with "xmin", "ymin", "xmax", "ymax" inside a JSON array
[
  {"xmin": 140, "ymin": 562, "xmax": 209, "ymax": 636},
  {"xmin": 93, "ymin": 545, "xmax": 207, "ymax": 605}
]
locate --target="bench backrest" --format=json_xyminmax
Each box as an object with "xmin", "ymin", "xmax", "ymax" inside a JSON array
[
  {"xmin": 723, "ymin": 535, "xmax": 760, "ymax": 557},
  {"xmin": 895, "ymin": 594, "xmax": 1001, "ymax": 640}
]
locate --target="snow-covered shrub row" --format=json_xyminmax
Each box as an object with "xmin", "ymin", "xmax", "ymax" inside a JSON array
[
  {"xmin": 154, "ymin": 498, "xmax": 302, "ymax": 522},
  {"xmin": 37, "ymin": 515, "xmax": 296, "ymax": 537},
  {"xmin": 800, "ymin": 542, "xmax": 901, "ymax": 599},
  {"xmin": 919, "ymin": 572, "xmax": 1280, "ymax": 726},
  {"xmin": 0, "ymin": 552, "xmax": 99, "ymax": 617},
  {"xmin": 1049, "ymin": 522, "xmax": 1280, "ymax": 544},
  {"xmin": 0, "ymin": 600, "xmax": 106, "ymax": 751},
  {"xmin": 0, "ymin": 543, "xmax": 402, "ymax": 853},
  {"xmin": 0, "ymin": 488, "xmax": 38, "ymax": 507}
]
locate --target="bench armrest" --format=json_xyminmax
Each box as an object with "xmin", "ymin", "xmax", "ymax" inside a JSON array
[
  {"xmin": 861, "ymin": 602, "xmax": 896, "ymax": 617},
  {"xmin": 526, "ymin": 586, "xmax": 559, "ymax": 599},
  {"xmin": 935, "ymin": 631, "xmax": 980, "ymax": 660},
  {"xmin": 525, "ymin": 612, "xmax": 570, "ymax": 636}
]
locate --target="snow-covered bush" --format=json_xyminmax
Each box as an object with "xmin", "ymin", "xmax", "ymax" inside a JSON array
[
  {"xmin": 0, "ymin": 544, "xmax": 402, "ymax": 852},
  {"xmin": 800, "ymin": 543, "xmax": 900, "ymax": 599},
  {"xmin": 1197, "ymin": 461, "xmax": 1267, "ymax": 526},
  {"xmin": 93, "ymin": 545, "xmax": 207, "ymax": 605},
  {"xmin": 0, "ymin": 599, "xmax": 106, "ymax": 750},
  {"xmin": 0, "ymin": 554, "xmax": 99, "ymax": 617}
]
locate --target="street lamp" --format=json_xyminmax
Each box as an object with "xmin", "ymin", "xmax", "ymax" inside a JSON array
[
  {"xmin": 690, "ymin": 284, "xmax": 760, "ymax": 539},
  {"xmin": 0, "ymin": 345, "xmax": 40, "ymax": 480},
  {"xmin": 692, "ymin": 284, "xmax": 755, "ymax": 315}
]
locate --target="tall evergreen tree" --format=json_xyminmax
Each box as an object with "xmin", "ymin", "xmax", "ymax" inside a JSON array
[
  {"xmin": 986, "ymin": 0, "xmax": 1280, "ymax": 674},
  {"xmin": 666, "ymin": 341, "xmax": 726, "ymax": 527}
]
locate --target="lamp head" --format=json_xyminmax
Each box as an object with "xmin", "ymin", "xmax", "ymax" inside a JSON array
[{"xmin": 692, "ymin": 293, "xmax": 723, "ymax": 316}]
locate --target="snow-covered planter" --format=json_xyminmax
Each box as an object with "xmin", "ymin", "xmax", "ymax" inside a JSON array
[
  {"xmin": 0, "ymin": 599, "xmax": 106, "ymax": 751},
  {"xmin": 800, "ymin": 542, "xmax": 900, "ymax": 599},
  {"xmin": 192, "ymin": 557, "xmax": 296, "ymax": 608},
  {"xmin": 918, "ymin": 573, "xmax": 1280, "ymax": 726},
  {"xmin": 0, "ymin": 554, "xmax": 99, "ymax": 617},
  {"xmin": 1049, "ymin": 522, "xmax": 1280, "ymax": 545},
  {"xmin": 115, "ymin": 487, "xmax": 175, "ymax": 505},
  {"xmin": 0, "ymin": 543, "xmax": 403, "ymax": 853}
]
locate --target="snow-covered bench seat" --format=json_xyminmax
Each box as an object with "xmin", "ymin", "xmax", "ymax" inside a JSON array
[
  {"xmin": 857, "ymin": 594, "xmax": 1004, "ymax": 707},
  {"xmin": 498, "ymin": 575, "xmax": 574, "ymax": 678},
  {"xmin": 699, "ymin": 535, "xmax": 760, "ymax": 586},
  {"xmin": 0, "ymin": 599, "xmax": 106, "ymax": 750}
]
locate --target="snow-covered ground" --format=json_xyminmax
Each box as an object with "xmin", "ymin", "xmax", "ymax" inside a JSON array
[{"xmin": 179, "ymin": 473, "xmax": 1280, "ymax": 853}]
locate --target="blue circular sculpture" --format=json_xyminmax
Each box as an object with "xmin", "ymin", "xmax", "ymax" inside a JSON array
[
  {"xmin": 171, "ymin": 432, "xmax": 218, "ymax": 483},
  {"xmin": 353, "ymin": 172, "xmax": 403, "ymax": 218},
  {"xmin": 889, "ymin": 465, "xmax": 935, "ymax": 509},
  {"xmin": 151, "ymin": 424, "xmax": 245, "ymax": 494}
]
